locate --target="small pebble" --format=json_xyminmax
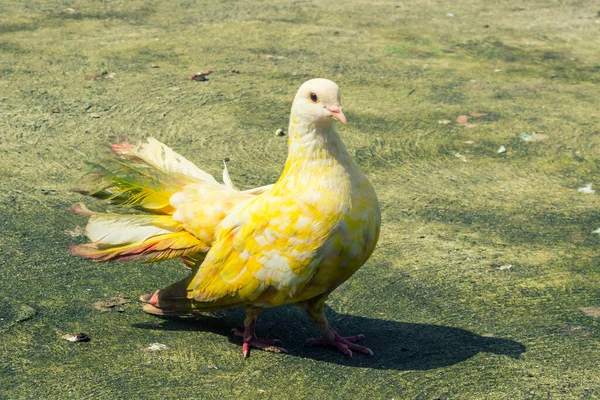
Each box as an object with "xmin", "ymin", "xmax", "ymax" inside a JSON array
[
  {"xmin": 62, "ymin": 333, "xmax": 91, "ymax": 343},
  {"xmin": 191, "ymin": 73, "xmax": 207, "ymax": 81}
]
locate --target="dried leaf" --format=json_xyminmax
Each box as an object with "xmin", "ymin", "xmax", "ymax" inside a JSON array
[
  {"xmin": 580, "ymin": 307, "xmax": 600, "ymax": 319},
  {"xmin": 85, "ymin": 72, "xmax": 114, "ymax": 81},
  {"xmin": 64, "ymin": 226, "xmax": 86, "ymax": 237},
  {"xmin": 259, "ymin": 53, "xmax": 286, "ymax": 60},
  {"xmin": 521, "ymin": 133, "xmax": 549, "ymax": 142},
  {"xmin": 94, "ymin": 295, "xmax": 131, "ymax": 312}
]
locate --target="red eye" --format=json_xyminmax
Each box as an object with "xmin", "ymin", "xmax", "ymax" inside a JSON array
[{"xmin": 310, "ymin": 92, "xmax": 318, "ymax": 103}]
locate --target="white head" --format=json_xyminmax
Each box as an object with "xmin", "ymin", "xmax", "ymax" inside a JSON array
[{"xmin": 291, "ymin": 78, "xmax": 347, "ymax": 127}]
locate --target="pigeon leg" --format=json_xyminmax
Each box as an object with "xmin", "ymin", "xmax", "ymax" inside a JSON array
[
  {"xmin": 303, "ymin": 296, "xmax": 373, "ymax": 357},
  {"xmin": 233, "ymin": 306, "xmax": 287, "ymax": 358}
]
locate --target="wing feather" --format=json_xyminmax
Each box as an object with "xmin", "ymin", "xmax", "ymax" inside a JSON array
[{"xmin": 188, "ymin": 195, "xmax": 335, "ymax": 306}]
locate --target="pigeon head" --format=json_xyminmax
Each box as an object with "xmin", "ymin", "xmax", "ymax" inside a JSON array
[{"xmin": 291, "ymin": 78, "xmax": 347, "ymax": 127}]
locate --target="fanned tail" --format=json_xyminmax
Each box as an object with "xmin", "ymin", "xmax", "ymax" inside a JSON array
[
  {"xmin": 69, "ymin": 137, "xmax": 271, "ymax": 267},
  {"xmin": 69, "ymin": 138, "xmax": 232, "ymax": 264}
]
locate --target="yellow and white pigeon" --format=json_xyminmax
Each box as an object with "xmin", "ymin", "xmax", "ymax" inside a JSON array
[{"xmin": 70, "ymin": 78, "xmax": 381, "ymax": 357}]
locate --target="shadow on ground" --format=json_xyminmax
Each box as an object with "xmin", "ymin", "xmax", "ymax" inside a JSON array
[{"xmin": 133, "ymin": 306, "xmax": 525, "ymax": 371}]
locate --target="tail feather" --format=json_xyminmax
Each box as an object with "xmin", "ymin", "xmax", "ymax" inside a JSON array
[
  {"xmin": 112, "ymin": 137, "xmax": 219, "ymax": 185},
  {"xmin": 69, "ymin": 230, "xmax": 209, "ymax": 263},
  {"xmin": 77, "ymin": 138, "xmax": 238, "ymax": 214},
  {"xmin": 70, "ymin": 203, "xmax": 181, "ymax": 244},
  {"xmin": 140, "ymin": 275, "xmax": 242, "ymax": 315},
  {"xmin": 79, "ymin": 157, "xmax": 189, "ymax": 214}
]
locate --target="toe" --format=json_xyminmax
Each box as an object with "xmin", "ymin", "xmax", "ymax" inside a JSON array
[
  {"xmin": 346, "ymin": 342, "xmax": 373, "ymax": 356},
  {"xmin": 306, "ymin": 333, "xmax": 371, "ymax": 357},
  {"xmin": 139, "ymin": 291, "xmax": 156, "ymax": 303}
]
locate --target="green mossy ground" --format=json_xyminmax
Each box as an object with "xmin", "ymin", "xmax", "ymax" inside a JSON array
[{"xmin": 1, "ymin": 1, "xmax": 600, "ymax": 398}]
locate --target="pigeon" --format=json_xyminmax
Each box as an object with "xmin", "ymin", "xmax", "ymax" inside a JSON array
[{"xmin": 70, "ymin": 78, "xmax": 381, "ymax": 357}]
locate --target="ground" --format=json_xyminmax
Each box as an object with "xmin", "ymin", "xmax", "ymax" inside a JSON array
[{"xmin": 1, "ymin": 0, "xmax": 600, "ymax": 398}]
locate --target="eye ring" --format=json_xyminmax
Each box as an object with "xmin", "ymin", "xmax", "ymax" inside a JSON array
[{"xmin": 309, "ymin": 92, "xmax": 318, "ymax": 103}]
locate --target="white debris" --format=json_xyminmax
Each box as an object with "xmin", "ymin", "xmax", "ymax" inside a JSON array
[
  {"xmin": 578, "ymin": 184, "xmax": 595, "ymax": 194},
  {"xmin": 521, "ymin": 133, "xmax": 549, "ymax": 142},
  {"xmin": 146, "ymin": 343, "xmax": 169, "ymax": 351},
  {"xmin": 592, "ymin": 228, "xmax": 600, "ymax": 235},
  {"xmin": 497, "ymin": 145, "xmax": 507, "ymax": 154},
  {"xmin": 454, "ymin": 152, "xmax": 467, "ymax": 162},
  {"xmin": 62, "ymin": 333, "xmax": 90, "ymax": 342}
]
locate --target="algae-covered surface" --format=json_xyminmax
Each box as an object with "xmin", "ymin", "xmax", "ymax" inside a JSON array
[{"xmin": 1, "ymin": 0, "xmax": 600, "ymax": 398}]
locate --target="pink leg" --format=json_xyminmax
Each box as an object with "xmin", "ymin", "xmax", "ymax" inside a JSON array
[
  {"xmin": 306, "ymin": 315, "xmax": 373, "ymax": 357},
  {"xmin": 303, "ymin": 297, "xmax": 372, "ymax": 357},
  {"xmin": 234, "ymin": 307, "xmax": 287, "ymax": 358}
]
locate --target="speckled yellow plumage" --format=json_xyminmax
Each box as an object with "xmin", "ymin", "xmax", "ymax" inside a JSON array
[
  {"xmin": 70, "ymin": 78, "xmax": 381, "ymax": 357},
  {"xmin": 186, "ymin": 121, "xmax": 380, "ymax": 309}
]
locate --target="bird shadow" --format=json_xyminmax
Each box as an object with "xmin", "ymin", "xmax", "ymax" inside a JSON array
[{"xmin": 132, "ymin": 305, "xmax": 525, "ymax": 370}]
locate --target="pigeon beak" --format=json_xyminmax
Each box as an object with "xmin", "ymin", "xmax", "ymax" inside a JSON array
[{"xmin": 327, "ymin": 105, "xmax": 347, "ymax": 124}]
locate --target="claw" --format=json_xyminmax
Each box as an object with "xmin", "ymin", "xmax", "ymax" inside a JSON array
[
  {"xmin": 233, "ymin": 328, "xmax": 287, "ymax": 358},
  {"xmin": 307, "ymin": 332, "xmax": 373, "ymax": 357}
]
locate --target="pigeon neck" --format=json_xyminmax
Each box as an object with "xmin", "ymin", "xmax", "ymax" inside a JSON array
[
  {"xmin": 272, "ymin": 115, "xmax": 356, "ymax": 193},
  {"xmin": 286, "ymin": 116, "xmax": 352, "ymax": 164}
]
